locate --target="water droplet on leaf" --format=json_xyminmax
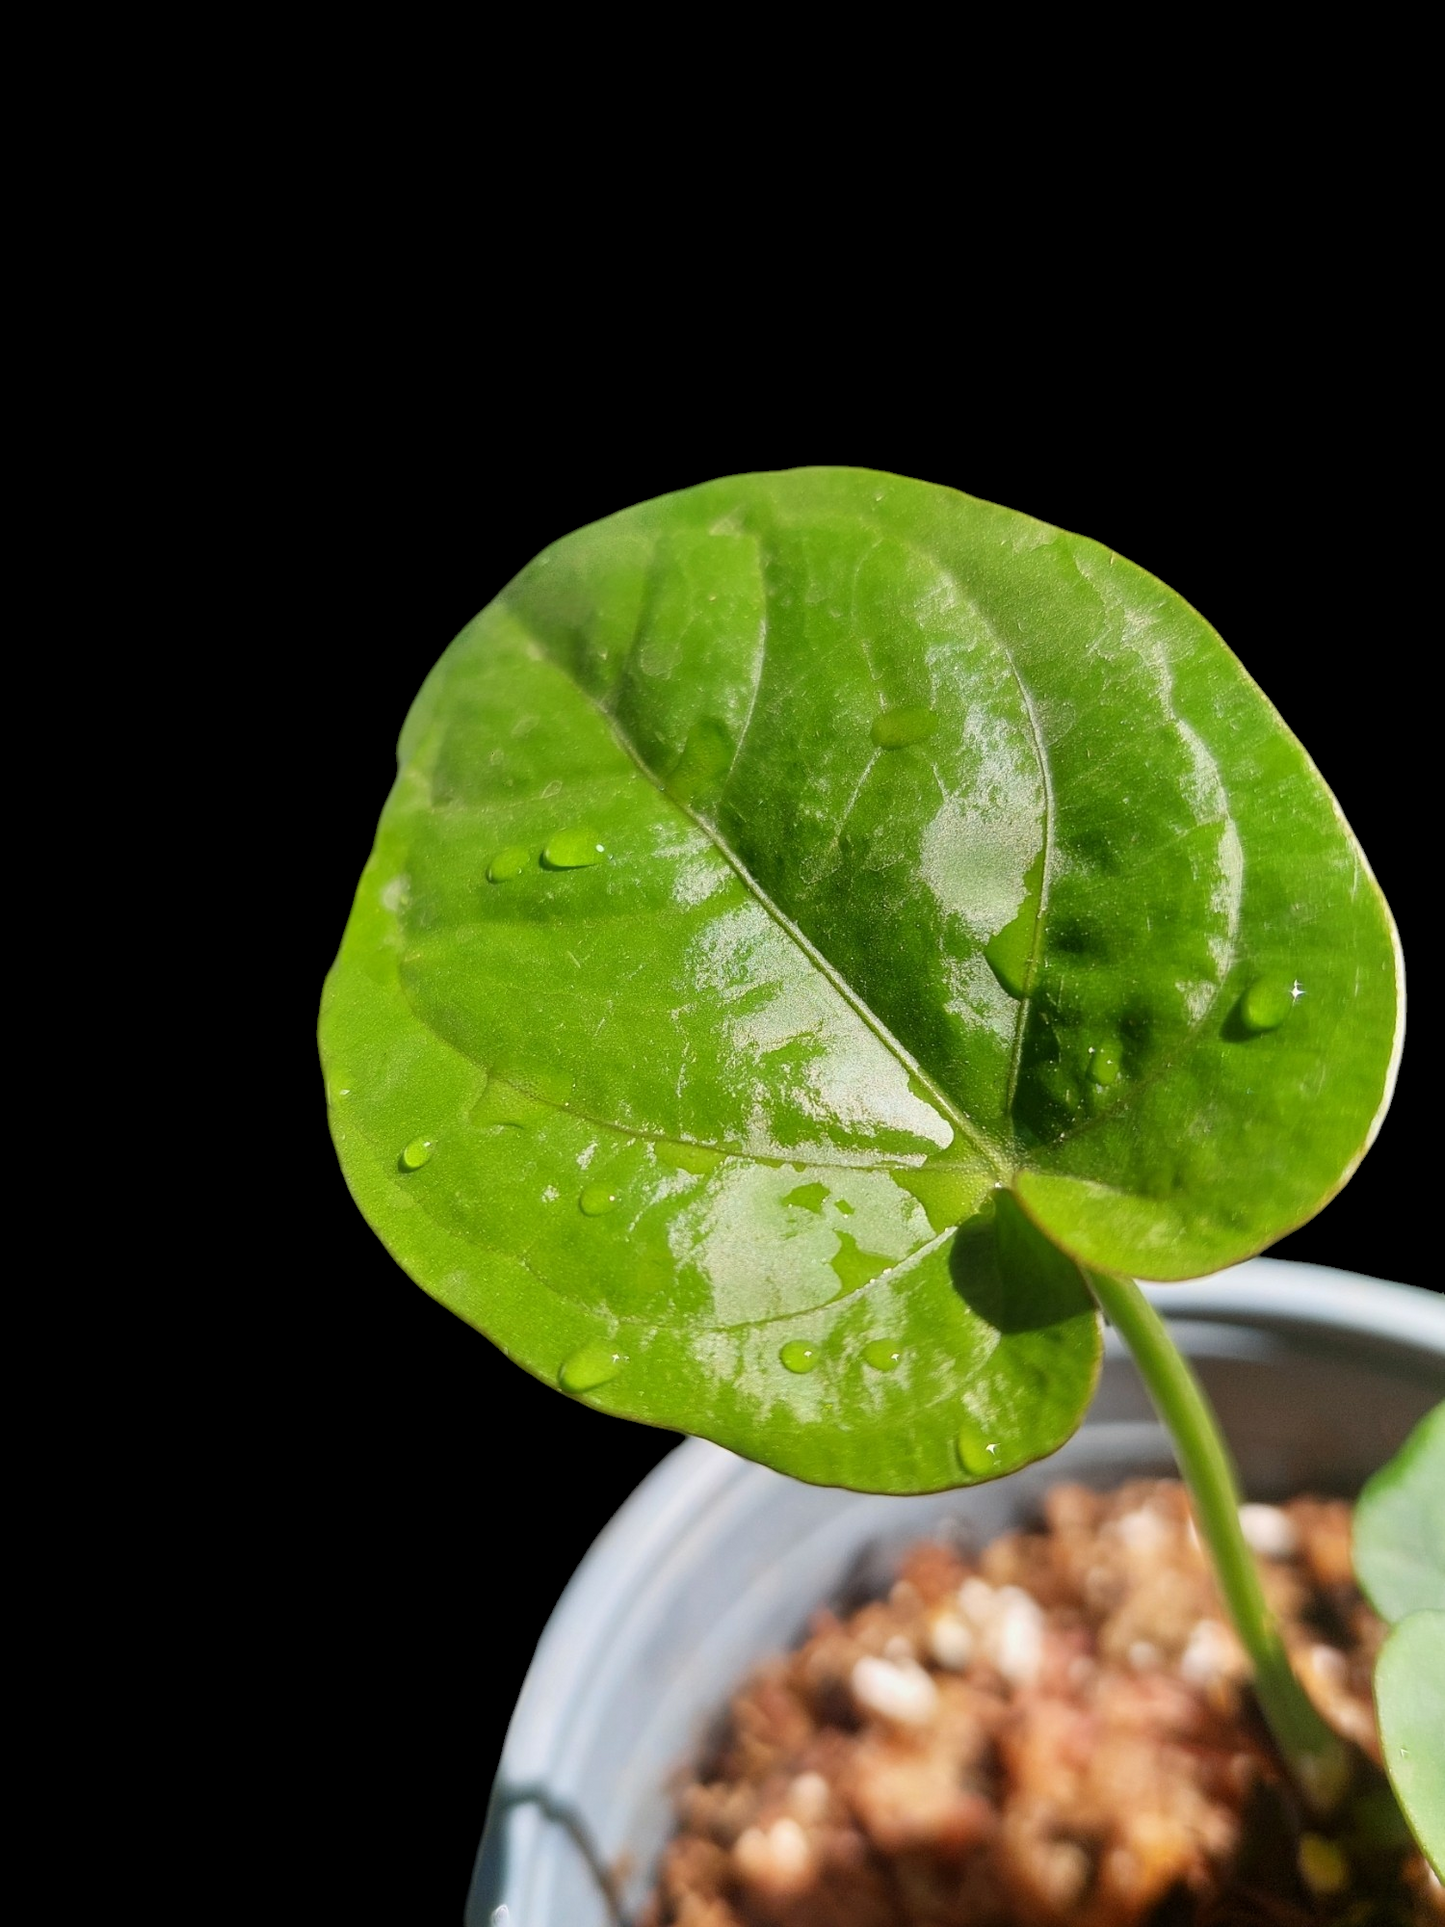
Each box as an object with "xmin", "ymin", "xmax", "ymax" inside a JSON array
[
  {"xmin": 1238, "ymin": 975, "xmax": 1299, "ymax": 1033},
  {"xmin": 871, "ymin": 706, "xmax": 937, "ymax": 750},
  {"xmin": 891, "ymin": 1166, "xmax": 989, "ymax": 1234},
  {"xmin": 955, "ymin": 1418, "xmax": 1002, "ymax": 1476},
  {"xmin": 830, "ymin": 1231, "xmax": 894, "ymax": 1293},
  {"xmin": 780, "ymin": 1340, "xmax": 821, "ymax": 1374},
  {"xmin": 782, "ymin": 1181, "xmax": 828, "ymax": 1214},
  {"xmin": 579, "ymin": 1183, "xmax": 618, "ymax": 1216},
  {"xmin": 1088, "ymin": 1045, "xmax": 1120, "ymax": 1086},
  {"xmin": 559, "ymin": 1343, "xmax": 625, "ymax": 1392},
  {"xmin": 542, "ymin": 829, "xmax": 606, "ymax": 869},
  {"xmin": 471, "ymin": 1077, "xmax": 551, "ymax": 1131},
  {"xmin": 399, "ymin": 1137, "xmax": 434, "ymax": 1170},
  {"xmin": 863, "ymin": 1341, "xmax": 903, "ymax": 1372},
  {"xmin": 665, "ymin": 717, "xmax": 733, "ymax": 806},
  {"xmin": 526, "ymin": 1065, "xmax": 574, "ymax": 1106},
  {"xmin": 655, "ymin": 1139, "xmax": 725, "ymax": 1174},
  {"xmin": 985, "ymin": 847, "xmax": 1045, "ymax": 998},
  {"xmin": 487, "ymin": 845, "xmax": 530, "ymax": 882}
]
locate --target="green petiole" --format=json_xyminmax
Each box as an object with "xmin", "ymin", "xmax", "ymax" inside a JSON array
[{"xmin": 1086, "ymin": 1267, "xmax": 1351, "ymax": 1813}]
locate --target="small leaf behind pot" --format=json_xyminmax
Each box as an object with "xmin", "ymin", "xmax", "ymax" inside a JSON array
[
  {"xmin": 1373, "ymin": 1609, "xmax": 1445, "ymax": 1878},
  {"xmin": 1354, "ymin": 1402, "xmax": 1445, "ymax": 1622}
]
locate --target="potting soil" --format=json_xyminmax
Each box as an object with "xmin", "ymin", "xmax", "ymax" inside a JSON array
[{"xmin": 640, "ymin": 1481, "xmax": 1442, "ymax": 1926}]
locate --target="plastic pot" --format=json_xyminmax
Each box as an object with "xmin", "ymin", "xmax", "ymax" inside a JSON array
[{"xmin": 468, "ymin": 1260, "xmax": 1445, "ymax": 1926}]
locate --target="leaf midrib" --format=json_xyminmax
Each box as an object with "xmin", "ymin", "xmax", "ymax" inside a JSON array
[
  {"xmin": 477, "ymin": 1070, "xmax": 979, "ymax": 1174},
  {"xmin": 523, "ymin": 622, "xmax": 1011, "ymax": 1178}
]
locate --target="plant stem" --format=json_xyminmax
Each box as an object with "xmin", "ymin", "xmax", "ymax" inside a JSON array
[{"xmin": 1086, "ymin": 1267, "xmax": 1350, "ymax": 1813}]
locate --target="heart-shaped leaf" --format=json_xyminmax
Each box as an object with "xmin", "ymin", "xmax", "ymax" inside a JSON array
[
  {"xmin": 320, "ymin": 469, "xmax": 1399, "ymax": 1491},
  {"xmin": 1354, "ymin": 1403, "xmax": 1445, "ymax": 1623},
  {"xmin": 1373, "ymin": 1610, "xmax": 1445, "ymax": 1878}
]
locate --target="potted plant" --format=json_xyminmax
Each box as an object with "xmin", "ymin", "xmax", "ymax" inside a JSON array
[{"xmin": 318, "ymin": 468, "xmax": 1441, "ymax": 1920}]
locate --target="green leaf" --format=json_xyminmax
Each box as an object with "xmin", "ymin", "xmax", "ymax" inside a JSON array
[
  {"xmin": 1373, "ymin": 1611, "xmax": 1445, "ymax": 1878},
  {"xmin": 320, "ymin": 469, "xmax": 1399, "ymax": 1490},
  {"xmin": 1355, "ymin": 1403, "xmax": 1445, "ymax": 1622},
  {"xmin": 1359, "ymin": 1412, "xmax": 1445, "ymax": 1877}
]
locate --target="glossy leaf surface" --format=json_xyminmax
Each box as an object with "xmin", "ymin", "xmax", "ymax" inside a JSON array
[
  {"xmin": 1354, "ymin": 1402, "xmax": 1445, "ymax": 1623},
  {"xmin": 320, "ymin": 470, "xmax": 1399, "ymax": 1490},
  {"xmin": 1373, "ymin": 1611, "xmax": 1445, "ymax": 1877}
]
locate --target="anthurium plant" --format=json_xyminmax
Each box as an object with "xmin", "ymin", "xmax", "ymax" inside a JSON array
[{"xmin": 319, "ymin": 469, "xmax": 1441, "ymax": 1874}]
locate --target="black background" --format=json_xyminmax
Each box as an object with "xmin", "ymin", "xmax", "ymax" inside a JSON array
[{"xmin": 288, "ymin": 356, "xmax": 1430, "ymax": 1920}]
